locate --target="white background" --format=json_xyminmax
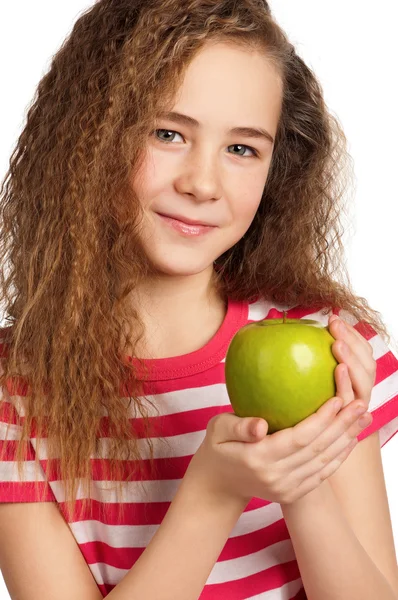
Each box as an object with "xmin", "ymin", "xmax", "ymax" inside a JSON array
[{"xmin": 0, "ymin": 1, "xmax": 397, "ymax": 597}]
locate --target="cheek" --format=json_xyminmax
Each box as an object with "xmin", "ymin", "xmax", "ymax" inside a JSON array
[
  {"xmin": 233, "ymin": 187, "xmax": 263, "ymax": 227},
  {"xmin": 129, "ymin": 149, "xmax": 160, "ymax": 198}
]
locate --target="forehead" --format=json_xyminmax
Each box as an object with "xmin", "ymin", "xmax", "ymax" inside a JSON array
[{"xmin": 168, "ymin": 41, "xmax": 283, "ymax": 133}]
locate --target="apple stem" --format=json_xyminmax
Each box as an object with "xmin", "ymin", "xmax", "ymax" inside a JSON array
[{"xmin": 283, "ymin": 311, "xmax": 287, "ymax": 323}]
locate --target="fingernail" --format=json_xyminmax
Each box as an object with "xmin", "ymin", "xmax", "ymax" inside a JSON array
[
  {"xmin": 251, "ymin": 420, "xmax": 262, "ymax": 436},
  {"xmin": 334, "ymin": 398, "xmax": 343, "ymax": 411},
  {"xmin": 355, "ymin": 404, "xmax": 367, "ymax": 415},
  {"xmin": 358, "ymin": 413, "xmax": 372, "ymax": 428},
  {"xmin": 338, "ymin": 341, "xmax": 347, "ymax": 356}
]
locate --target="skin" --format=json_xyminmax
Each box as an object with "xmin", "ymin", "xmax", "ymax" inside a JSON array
[{"xmin": 128, "ymin": 41, "xmax": 283, "ymax": 357}]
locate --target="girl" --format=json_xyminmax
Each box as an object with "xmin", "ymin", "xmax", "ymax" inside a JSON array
[{"xmin": 0, "ymin": 1, "xmax": 397, "ymax": 599}]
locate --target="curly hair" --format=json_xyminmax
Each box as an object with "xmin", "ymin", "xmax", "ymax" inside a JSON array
[{"xmin": 0, "ymin": 0, "xmax": 395, "ymax": 523}]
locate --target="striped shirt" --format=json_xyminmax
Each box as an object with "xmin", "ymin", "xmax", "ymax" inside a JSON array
[{"xmin": 1, "ymin": 296, "xmax": 398, "ymax": 599}]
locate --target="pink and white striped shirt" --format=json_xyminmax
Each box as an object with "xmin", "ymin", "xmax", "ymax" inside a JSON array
[{"xmin": 1, "ymin": 295, "xmax": 398, "ymax": 599}]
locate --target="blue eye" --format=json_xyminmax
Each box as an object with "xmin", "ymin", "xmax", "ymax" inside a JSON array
[{"xmin": 153, "ymin": 129, "xmax": 259, "ymax": 158}]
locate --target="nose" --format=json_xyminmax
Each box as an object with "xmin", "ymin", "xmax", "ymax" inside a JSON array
[{"xmin": 173, "ymin": 146, "xmax": 223, "ymax": 202}]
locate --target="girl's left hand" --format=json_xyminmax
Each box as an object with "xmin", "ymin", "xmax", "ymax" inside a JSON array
[{"xmin": 328, "ymin": 314, "xmax": 377, "ymax": 409}]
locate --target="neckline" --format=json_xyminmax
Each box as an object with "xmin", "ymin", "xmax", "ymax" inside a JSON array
[{"xmin": 122, "ymin": 296, "xmax": 249, "ymax": 381}]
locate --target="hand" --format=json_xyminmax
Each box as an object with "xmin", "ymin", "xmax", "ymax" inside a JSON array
[
  {"xmin": 328, "ymin": 314, "xmax": 377, "ymax": 408},
  {"xmin": 188, "ymin": 393, "xmax": 373, "ymax": 506}
]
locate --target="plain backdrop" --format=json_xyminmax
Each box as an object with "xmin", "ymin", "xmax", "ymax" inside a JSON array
[{"xmin": 0, "ymin": 1, "xmax": 397, "ymax": 597}]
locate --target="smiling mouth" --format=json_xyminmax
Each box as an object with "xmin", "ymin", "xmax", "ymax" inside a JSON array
[
  {"xmin": 156, "ymin": 212, "xmax": 216, "ymax": 227},
  {"xmin": 156, "ymin": 213, "xmax": 217, "ymax": 237}
]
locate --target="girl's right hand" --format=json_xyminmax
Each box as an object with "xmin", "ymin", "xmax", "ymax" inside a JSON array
[{"xmin": 186, "ymin": 396, "xmax": 373, "ymax": 506}]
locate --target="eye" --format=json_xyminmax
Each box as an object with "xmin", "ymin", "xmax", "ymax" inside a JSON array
[
  {"xmin": 154, "ymin": 129, "xmax": 183, "ymax": 143},
  {"xmin": 153, "ymin": 129, "xmax": 259, "ymax": 158},
  {"xmin": 228, "ymin": 144, "xmax": 259, "ymax": 158}
]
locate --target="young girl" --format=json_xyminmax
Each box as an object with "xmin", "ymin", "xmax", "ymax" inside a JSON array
[{"xmin": 0, "ymin": 1, "xmax": 397, "ymax": 599}]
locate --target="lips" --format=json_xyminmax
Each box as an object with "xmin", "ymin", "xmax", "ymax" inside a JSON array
[
  {"xmin": 156, "ymin": 212, "xmax": 216, "ymax": 227},
  {"xmin": 156, "ymin": 213, "xmax": 216, "ymax": 237}
]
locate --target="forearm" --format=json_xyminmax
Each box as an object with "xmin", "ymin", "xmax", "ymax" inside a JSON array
[
  {"xmin": 281, "ymin": 480, "xmax": 396, "ymax": 600},
  {"xmin": 106, "ymin": 472, "xmax": 247, "ymax": 600}
]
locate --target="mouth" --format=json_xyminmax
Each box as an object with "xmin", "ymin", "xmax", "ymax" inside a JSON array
[
  {"xmin": 155, "ymin": 213, "xmax": 217, "ymax": 237},
  {"xmin": 156, "ymin": 212, "xmax": 216, "ymax": 227}
]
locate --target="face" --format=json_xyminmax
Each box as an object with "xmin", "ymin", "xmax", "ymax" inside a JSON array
[{"xmin": 133, "ymin": 41, "xmax": 283, "ymax": 279}]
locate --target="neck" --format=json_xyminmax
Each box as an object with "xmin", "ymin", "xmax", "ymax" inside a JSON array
[{"xmin": 121, "ymin": 266, "xmax": 227, "ymax": 359}]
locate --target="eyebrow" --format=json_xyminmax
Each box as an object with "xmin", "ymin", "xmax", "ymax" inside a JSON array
[{"xmin": 158, "ymin": 111, "xmax": 275, "ymax": 145}]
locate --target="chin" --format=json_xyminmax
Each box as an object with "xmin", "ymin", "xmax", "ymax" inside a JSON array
[
  {"xmin": 148, "ymin": 253, "xmax": 215, "ymax": 277},
  {"xmin": 153, "ymin": 263, "xmax": 212, "ymax": 277}
]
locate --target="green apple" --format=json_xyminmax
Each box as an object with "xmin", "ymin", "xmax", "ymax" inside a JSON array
[{"xmin": 225, "ymin": 312, "xmax": 338, "ymax": 433}]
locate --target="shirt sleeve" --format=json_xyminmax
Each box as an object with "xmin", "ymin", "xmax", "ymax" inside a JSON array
[
  {"xmin": 0, "ymin": 340, "xmax": 56, "ymax": 503},
  {"xmin": 335, "ymin": 308, "xmax": 398, "ymax": 448}
]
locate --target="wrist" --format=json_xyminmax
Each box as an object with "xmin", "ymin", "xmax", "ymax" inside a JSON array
[
  {"xmin": 182, "ymin": 458, "xmax": 250, "ymax": 515},
  {"xmin": 280, "ymin": 481, "xmax": 329, "ymax": 515}
]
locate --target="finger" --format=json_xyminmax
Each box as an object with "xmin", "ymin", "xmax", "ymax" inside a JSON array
[
  {"xmin": 271, "ymin": 396, "xmax": 342, "ymax": 462},
  {"xmin": 317, "ymin": 409, "xmax": 373, "ymax": 471},
  {"xmin": 329, "ymin": 315, "xmax": 376, "ymax": 401},
  {"xmin": 278, "ymin": 393, "xmax": 364, "ymax": 468},
  {"xmin": 329, "ymin": 315, "xmax": 374, "ymax": 353},
  {"xmin": 314, "ymin": 400, "xmax": 373, "ymax": 458},
  {"xmin": 288, "ymin": 402, "xmax": 373, "ymax": 480},
  {"xmin": 209, "ymin": 412, "xmax": 268, "ymax": 444},
  {"xmin": 332, "ymin": 339, "xmax": 375, "ymax": 402},
  {"xmin": 334, "ymin": 362, "xmax": 355, "ymax": 408},
  {"xmin": 285, "ymin": 438, "xmax": 359, "ymax": 504},
  {"xmin": 329, "ymin": 316, "xmax": 375, "ymax": 367}
]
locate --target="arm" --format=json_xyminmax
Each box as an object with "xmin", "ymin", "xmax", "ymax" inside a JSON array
[
  {"xmin": 107, "ymin": 471, "xmax": 247, "ymax": 599},
  {"xmin": 0, "ymin": 471, "xmax": 247, "ymax": 600},
  {"xmin": 281, "ymin": 432, "xmax": 398, "ymax": 600}
]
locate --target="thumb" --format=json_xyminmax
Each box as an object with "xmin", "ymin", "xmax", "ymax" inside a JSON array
[
  {"xmin": 208, "ymin": 413, "xmax": 268, "ymax": 443},
  {"xmin": 240, "ymin": 417, "xmax": 269, "ymax": 442}
]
